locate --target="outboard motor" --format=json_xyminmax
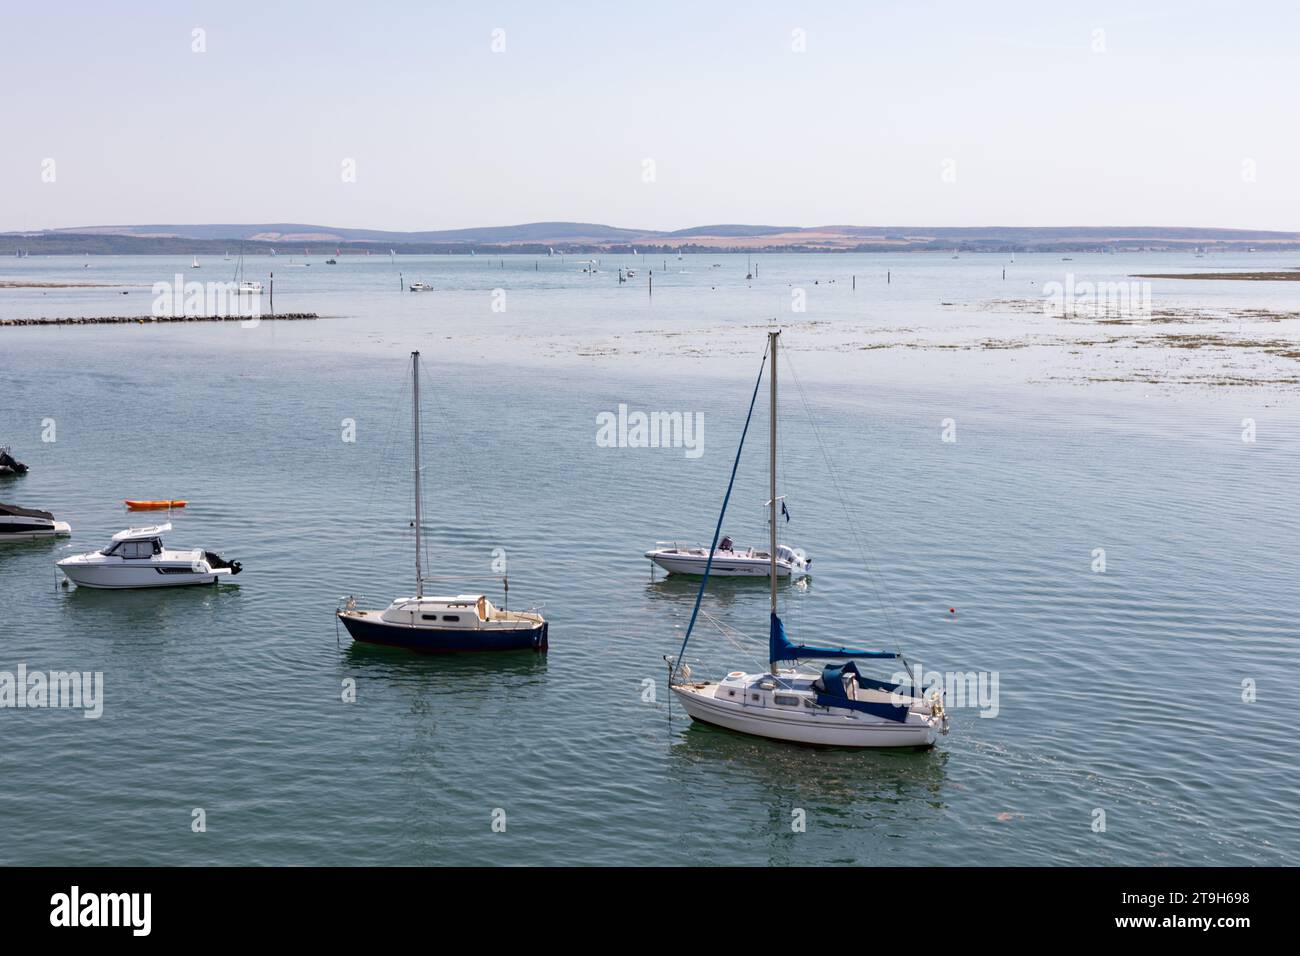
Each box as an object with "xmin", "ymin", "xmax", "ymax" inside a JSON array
[
  {"xmin": 204, "ymin": 551, "xmax": 243, "ymax": 575},
  {"xmin": 0, "ymin": 447, "xmax": 29, "ymax": 476}
]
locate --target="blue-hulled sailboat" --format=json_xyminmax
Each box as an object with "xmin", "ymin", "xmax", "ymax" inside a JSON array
[
  {"xmin": 336, "ymin": 352, "xmax": 548, "ymax": 653},
  {"xmin": 666, "ymin": 330, "xmax": 947, "ymax": 747}
]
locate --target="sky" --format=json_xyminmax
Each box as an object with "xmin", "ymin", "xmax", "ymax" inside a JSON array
[{"xmin": 2, "ymin": 0, "xmax": 1298, "ymax": 233}]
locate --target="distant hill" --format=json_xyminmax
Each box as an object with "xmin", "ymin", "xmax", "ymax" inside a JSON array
[{"xmin": 4, "ymin": 221, "xmax": 1300, "ymax": 255}]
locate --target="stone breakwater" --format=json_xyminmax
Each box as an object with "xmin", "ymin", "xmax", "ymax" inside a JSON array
[{"xmin": 0, "ymin": 313, "xmax": 319, "ymax": 327}]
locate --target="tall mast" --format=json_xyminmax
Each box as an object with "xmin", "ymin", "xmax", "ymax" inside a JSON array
[
  {"xmin": 412, "ymin": 351, "xmax": 423, "ymax": 598},
  {"xmin": 769, "ymin": 329, "xmax": 779, "ymax": 634}
]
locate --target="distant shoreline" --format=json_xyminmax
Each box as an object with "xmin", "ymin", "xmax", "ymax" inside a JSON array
[{"xmin": 5, "ymin": 222, "xmax": 1300, "ymax": 257}]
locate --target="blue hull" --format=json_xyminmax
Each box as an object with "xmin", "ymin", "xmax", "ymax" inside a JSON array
[{"xmin": 338, "ymin": 613, "xmax": 548, "ymax": 653}]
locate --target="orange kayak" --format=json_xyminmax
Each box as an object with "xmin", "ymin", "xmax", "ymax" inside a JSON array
[{"xmin": 124, "ymin": 499, "xmax": 187, "ymax": 510}]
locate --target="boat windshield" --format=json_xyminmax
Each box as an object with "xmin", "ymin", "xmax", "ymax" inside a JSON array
[{"xmin": 101, "ymin": 538, "xmax": 162, "ymax": 557}]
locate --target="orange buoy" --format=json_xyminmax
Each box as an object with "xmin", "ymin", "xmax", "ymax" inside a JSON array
[{"xmin": 124, "ymin": 499, "xmax": 188, "ymax": 510}]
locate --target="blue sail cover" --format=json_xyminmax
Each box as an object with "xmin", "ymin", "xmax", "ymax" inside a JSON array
[
  {"xmin": 769, "ymin": 613, "xmax": 899, "ymax": 665},
  {"xmin": 816, "ymin": 661, "xmax": 911, "ymax": 723}
]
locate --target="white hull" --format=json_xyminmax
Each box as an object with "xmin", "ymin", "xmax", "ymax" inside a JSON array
[
  {"xmin": 57, "ymin": 523, "xmax": 240, "ymax": 589},
  {"xmin": 646, "ymin": 546, "xmax": 807, "ymax": 578},
  {"xmin": 0, "ymin": 520, "xmax": 71, "ymax": 539},
  {"xmin": 58, "ymin": 563, "xmax": 233, "ymax": 589},
  {"xmin": 671, "ymin": 681, "xmax": 942, "ymax": 748}
]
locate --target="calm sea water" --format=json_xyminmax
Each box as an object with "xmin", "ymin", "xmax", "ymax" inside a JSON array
[{"xmin": 1, "ymin": 252, "xmax": 1297, "ymax": 865}]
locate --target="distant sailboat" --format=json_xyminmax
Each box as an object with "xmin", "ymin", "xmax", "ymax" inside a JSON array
[
  {"xmin": 232, "ymin": 246, "xmax": 262, "ymax": 295},
  {"xmin": 191, "ymin": 256, "xmax": 201, "ymax": 269}
]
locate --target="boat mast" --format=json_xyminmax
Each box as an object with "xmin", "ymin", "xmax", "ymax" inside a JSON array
[
  {"xmin": 768, "ymin": 329, "xmax": 779, "ymax": 672},
  {"xmin": 412, "ymin": 351, "xmax": 424, "ymax": 598}
]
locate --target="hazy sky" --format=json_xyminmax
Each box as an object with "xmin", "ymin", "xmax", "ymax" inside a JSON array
[{"xmin": 3, "ymin": 0, "xmax": 1297, "ymax": 232}]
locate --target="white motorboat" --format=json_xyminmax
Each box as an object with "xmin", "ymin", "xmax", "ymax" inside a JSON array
[
  {"xmin": 408, "ymin": 281, "xmax": 432, "ymax": 292},
  {"xmin": 666, "ymin": 330, "xmax": 947, "ymax": 748},
  {"xmin": 336, "ymin": 352, "xmax": 547, "ymax": 653},
  {"xmin": 0, "ymin": 502, "xmax": 71, "ymax": 539},
  {"xmin": 645, "ymin": 539, "xmax": 808, "ymax": 578},
  {"xmin": 56, "ymin": 523, "xmax": 241, "ymax": 589}
]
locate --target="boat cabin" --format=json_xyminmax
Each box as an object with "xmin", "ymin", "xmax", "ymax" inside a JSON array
[
  {"xmin": 100, "ymin": 524, "xmax": 170, "ymax": 558},
  {"xmin": 381, "ymin": 594, "xmax": 507, "ymax": 627}
]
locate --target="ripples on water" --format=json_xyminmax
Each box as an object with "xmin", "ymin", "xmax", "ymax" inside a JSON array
[{"xmin": 0, "ymin": 254, "xmax": 1296, "ymax": 865}]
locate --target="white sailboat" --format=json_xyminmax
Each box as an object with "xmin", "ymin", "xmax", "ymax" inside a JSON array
[
  {"xmin": 232, "ymin": 246, "xmax": 262, "ymax": 295},
  {"xmin": 666, "ymin": 331, "xmax": 948, "ymax": 748},
  {"xmin": 191, "ymin": 256, "xmax": 201, "ymax": 269}
]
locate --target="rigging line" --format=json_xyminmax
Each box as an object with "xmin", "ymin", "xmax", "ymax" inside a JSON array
[
  {"xmin": 415, "ymin": 357, "xmax": 435, "ymax": 587},
  {"xmin": 703, "ymin": 628, "xmax": 764, "ymax": 670},
  {"xmin": 782, "ymin": 348, "xmax": 905, "ymax": 654},
  {"xmin": 784, "ymin": 350, "xmax": 904, "ymax": 653},
  {"xmin": 673, "ymin": 340, "xmax": 770, "ymax": 675},
  {"xmin": 360, "ymin": 362, "xmax": 414, "ymax": 524},
  {"xmin": 699, "ymin": 608, "xmax": 756, "ymax": 645},
  {"xmin": 415, "ymin": 354, "xmax": 497, "ymax": 569},
  {"xmin": 701, "ymin": 613, "xmax": 767, "ymax": 671}
]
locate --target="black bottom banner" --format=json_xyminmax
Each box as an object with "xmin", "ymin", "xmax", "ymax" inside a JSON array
[{"xmin": 0, "ymin": 866, "xmax": 1273, "ymax": 941}]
